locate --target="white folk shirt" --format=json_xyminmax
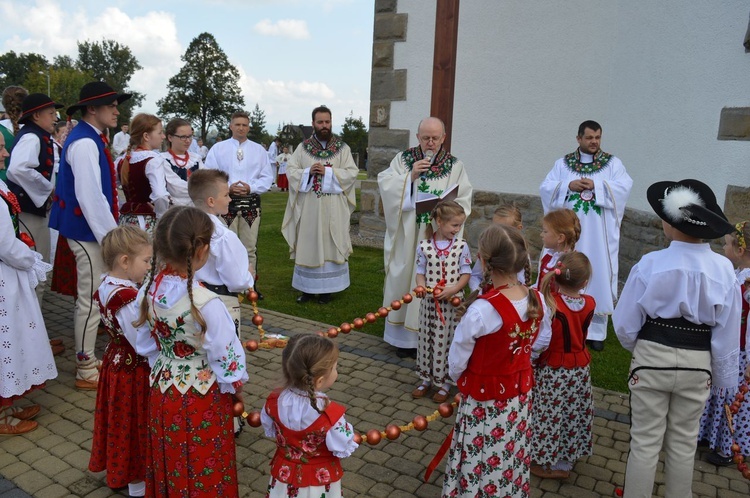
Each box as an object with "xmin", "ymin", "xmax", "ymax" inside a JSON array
[
  {"xmin": 66, "ymin": 121, "xmax": 118, "ymax": 243},
  {"xmin": 276, "ymin": 152, "xmax": 291, "ymax": 175},
  {"xmin": 613, "ymin": 241, "xmax": 741, "ymax": 389},
  {"xmin": 6, "ymin": 133, "xmax": 53, "ymax": 208},
  {"xmin": 203, "ymin": 137, "xmax": 273, "ymax": 193},
  {"xmin": 195, "ymin": 214, "xmax": 254, "ymax": 292},
  {"xmin": 112, "ymin": 131, "xmax": 130, "ymax": 156}
]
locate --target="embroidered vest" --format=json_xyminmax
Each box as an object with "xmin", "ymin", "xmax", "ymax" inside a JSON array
[
  {"xmin": 95, "ymin": 286, "xmax": 148, "ymax": 372},
  {"xmin": 457, "ymin": 289, "xmax": 542, "ymax": 401},
  {"xmin": 265, "ymin": 391, "xmax": 345, "ymax": 488},
  {"xmin": 418, "ymin": 237, "xmax": 466, "ymax": 288},
  {"xmin": 148, "ymin": 286, "xmax": 230, "ymax": 394},
  {"xmin": 538, "ymin": 294, "xmax": 595, "ymax": 369},
  {"xmin": 49, "ymin": 122, "xmax": 117, "ymax": 241},
  {"xmin": 163, "ymin": 153, "xmax": 200, "ymax": 181},
  {"xmin": 118, "ymin": 157, "xmax": 155, "ymax": 216},
  {"xmin": 7, "ymin": 122, "xmax": 55, "ymax": 217}
]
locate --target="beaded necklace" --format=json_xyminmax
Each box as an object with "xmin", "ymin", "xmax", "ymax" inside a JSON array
[{"xmin": 168, "ymin": 149, "xmax": 189, "ymax": 168}]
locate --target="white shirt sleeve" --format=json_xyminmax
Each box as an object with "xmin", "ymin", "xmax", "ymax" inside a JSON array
[
  {"xmin": 248, "ymin": 146, "xmax": 274, "ymax": 194},
  {"xmin": 67, "ymin": 138, "xmax": 118, "ymax": 243},
  {"xmin": 326, "ymin": 415, "xmax": 358, "ymax": 458},
  {"xmin": 212, "ymin": 230, "xmax": 254, "ymax": 292},
  {"xmin": 202, "ymin": 297, "xmax": 249, "ymax": 392},
  {"xmin": 459, "ymin": 244, "xmax": 473, "ymax": 274},
  {"xmin": 612, "ymin": 264, "xmax": 648, "ymax": 352},
  {"xmin": 320, "ymin": 167, "xmax": 343, "ymax": 194},
  {"xmin": 468, "ymin": 260, "xmax": 483, "ymax": 292},
  {"xmin": 116, "ymin": 300, "xmax": 159, "ymax": 367},
  {"xmin": 144, "ymin": 156, "xmax": 171, "ymax": 218},
  {"xmin": 415, "ymin": 243, "xmax": 427, "ymax": 275},
  {"xmin": 6, "ymin": 134, "xmax": 53, "ymax": 208}
]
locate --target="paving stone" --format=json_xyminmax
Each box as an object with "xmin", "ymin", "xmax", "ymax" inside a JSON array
[
  {"xmin": 2, "ymin": 461, "xmax": 32, "ymax": 479},
  {"xmin": 13, "ymin": 470, "xmax": 53, "ymax": 494},
  {"xmin": 33, "ymin": 484, "xmax": 69, "ymax": 498}
]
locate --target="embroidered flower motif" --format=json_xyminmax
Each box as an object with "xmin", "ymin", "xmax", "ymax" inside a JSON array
[
  {"xmin": 278, "ymin": 465, "xmax": 291, "ymax": 481},
  {"xmin": 315, "ymin": 467, "xmax": 330, "ymax": 484},
  {"xmin": 173, "ymin": 341, "xmax": 195, "ymax": 358},
  {"xmin": 154, "ymin": 320, "xmax": 172, "ymax": 339},
  {"xmin": 196, "ymin": 368, "xmax": 212, "ymax": 383},
  {"xmin": 113, "ymin": 353, "xmax": 121, "ymax": 364}
]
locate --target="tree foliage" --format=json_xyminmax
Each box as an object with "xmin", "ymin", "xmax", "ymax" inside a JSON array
[
  {"xmin": 0, "ymin": 51, "xmax": 49, "ymax": 90},
  {"xmin": 158, "ymin": 32, "xmax": 245, "ymax": 141},
  {"xmin": 77, "ymin": 40, "xmax": 144, "ymax": 125},
  {"xmin": 248, "ymin": 103, "xmax": 271, "ymax": 144},
  {"xmin": 341, "ymin": 112, "xmax": 368, "ymax": 168}
]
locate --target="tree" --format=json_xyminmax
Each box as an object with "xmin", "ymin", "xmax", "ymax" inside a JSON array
[
  {"xmin": 248, "ymin": 103, "xmax": 269, "ymax": 144},
  {"xmin": 77, "ymin": 40, "xmax": 144, "ymax": 126},
  {"xmin": 341, "ymin": 112, "xmax": 368, "ymax": 168},
  {"xmin": 0, "ymin": 51, "xmax": 49, "ymax": 90},
  {"xmin": 158, "ymin": 32, "xmax": 245, "ymax": 141}
]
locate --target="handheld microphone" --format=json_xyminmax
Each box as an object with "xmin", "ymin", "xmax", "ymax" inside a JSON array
[{"xmin": 421, "ymin": 150, "xmax": 435, "ymax": 180}]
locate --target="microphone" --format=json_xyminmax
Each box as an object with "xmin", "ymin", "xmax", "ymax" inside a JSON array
[{"xmin": 421, "ymin": 150, "xmax": 435, "ymax": 180}]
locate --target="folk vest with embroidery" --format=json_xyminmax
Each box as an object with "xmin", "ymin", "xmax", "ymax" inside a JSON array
[
  {"xmin": 95, "ymin": 285, "xmax": 148, "ymax": 372},
  {"xmin": 538, "ymin": 293, "xmax": 595, "ymax": 369},
  {"xmin": 49, "ymin": 122, "xmax": 117, "ymax": 241},
  {"xmin": 7, "ymin": 122, "xmax": 55, "ymax": 217},
  {"xmin": 163, "ymin": 153, "xmax": 200, "ymax": 182},
  {"xmin": 457, "ymin": 289, "xmax": 542, "ymax": 401},
  {"xmin": 265, "ymin": 391, "xmax": 345, "ymax": 488},
  {"xmin": 118, "ymin": 157, "xmax": 155, "ymax": 216}
]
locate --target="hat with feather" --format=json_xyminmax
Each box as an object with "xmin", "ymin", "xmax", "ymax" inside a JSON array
[{"xmin": 647, "ymin": 179, "xmax": 733, "ymax": 240}]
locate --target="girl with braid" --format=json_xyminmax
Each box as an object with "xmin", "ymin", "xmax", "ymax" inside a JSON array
[
  {"xmin": 261, "ymin": 334, "xmax": 358, "ymax": 498},
  {"xmin": 134, "ymin": 206, "xmax": 247, "ymax": 497},
  {"xmin": 0, "ymin": 86, "xmax": 28, "ymax": 181}
]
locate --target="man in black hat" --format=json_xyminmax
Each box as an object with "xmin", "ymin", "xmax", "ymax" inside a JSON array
[
  {"xmin": 613, "ymin": 179, "xmax": 740, "ymax": 498},
  {"xmin": 6, "ymin": 93, "xmax": 63, "ymax": 304},
  {"xmin": 49, "ymin": 81, "xmax": 131, "ymax": 390}
]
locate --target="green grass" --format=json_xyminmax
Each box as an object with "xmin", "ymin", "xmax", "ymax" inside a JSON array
[{"xmin": 256, "ymin": 191, "xmax": 632, "ymax": 392}]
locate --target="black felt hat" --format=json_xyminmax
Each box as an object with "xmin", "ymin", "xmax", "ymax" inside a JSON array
[
  {"xmin": 66, "ymin": 81, "xmax": 131, "ymax": 116},
  {"xmin": 646, "ymin": 179, "xmax": 733, "ymax": 240},
  {"xmin": 18, "ymin": 93, "xmax": 63, "ymax": 124}
]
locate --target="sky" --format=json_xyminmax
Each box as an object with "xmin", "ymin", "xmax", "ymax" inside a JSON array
[{"xmin": 0, "ymin": 0, "xmax": 374, "ymax": 133}]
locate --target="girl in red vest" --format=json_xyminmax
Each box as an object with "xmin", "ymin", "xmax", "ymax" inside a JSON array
[
  {"xmin": 530, "ymin": 251, "xmax": 596, "ymax": 480},
  {"xmin": 698, "ymin": 221, "xmax": 750, "ymax": 465},
  {"xmin": 534, "ymin": 208, "xmax": 580, "ymax": 288},
  {"xmin": 88, "ymin": 226, "xmax": 153, "ymax": 497},
  {"xmin": 443, "ymin": 224, "xmax": 551, "ymax": 498},
  {"xmin": 261, "ymin": 334, "xmax": 358, "ymax": 497}
]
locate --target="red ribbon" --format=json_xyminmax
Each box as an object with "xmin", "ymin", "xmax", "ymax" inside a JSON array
[
  {"xmin": 424, "ymin": 427, "xmax": 454, "ymax": 481},
  {"xmin": 433, "ymin": 278, "xmax": 447, "ymax": 325},
  {"xmin": 100, "ymin": 133, "xmax": 119, "ymax": 222}
]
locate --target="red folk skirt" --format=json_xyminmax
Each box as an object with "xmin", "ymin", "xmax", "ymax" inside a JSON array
[
  {"xmin": 88, "ymin": 338, "xmax": 150, "ymax": 488},
  {"xmin": 146, "ymin": 383, "xmax": 239, "ymax": 497},
  {"xmin": 277, "ymin": 174, "xmax": 288, "ymax": 190}
]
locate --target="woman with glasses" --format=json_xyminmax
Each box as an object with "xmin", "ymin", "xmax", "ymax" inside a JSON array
[{"xmin": 162, "ymin": 118, "xmax": 203, "ymax": 182}]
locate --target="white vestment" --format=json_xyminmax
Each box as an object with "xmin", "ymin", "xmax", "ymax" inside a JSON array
[
  {"xmin": 281, "ymin": 135, "xmax": 358, "ymax": 294},
  {"xmin": 539, "ymin": 149, "xmax": 632, "ymax": 341},
  {"xmin": 378, "ymin": 147, "xmax": 472, "ymax": 348}
]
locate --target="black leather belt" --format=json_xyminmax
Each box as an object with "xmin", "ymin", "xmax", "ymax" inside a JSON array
[
  {"xmin": 228, "ymin": 193, "xmax": 260, "ymax": 213},
  {"xmin": 201, "ymin": 282, "xmax": 235, "ymax": 297},
  {"xmin": 638, "ymin": 317, "xmax": 711, "ymax": 351}
]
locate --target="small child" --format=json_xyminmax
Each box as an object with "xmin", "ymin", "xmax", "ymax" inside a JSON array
[
  {"xmin": 261, "ymin": 334, "xmax": 357, "ymax": 497},
  {"xmin": 698, "ymin": 220, "xmax": 750, "ymax": 465},
  {"xmin": 135, "ymin": 206, "xmax": 248, "ymax": 497},
  {"xmin": 161, "ymin": 118, "xmax": 202, "ymax": 183},
  {"xmin": 614, "ymin": 179, "xmax": 740, "ymax": 498},
  {"xmin": 88, "ymin": 226, "xmax": 153, "ymax": 497},
  {"xmin": 443, "ymin": 224, "xmax": 551, "ymax": 497},
  {"xmin": 469, "ymin": 203, "xmax": 529, "ymax": 291},
  {"xmin": 413, "ymin": 200, "xmax": 472, "ymax": 403},
  {"xmin": 117, "ymin": 113, "xmax": 189, "ymax": 234},
  {"xmin": 189, "ymin": 168, "xmax": 255, "ymax": 436},
  {"xmin": 276, "ymin": 145, "xmax": 291, "ymax": 191},
  {"xmin": 535, "ymin": 208, "xmax": 581, "ymax": 288},
  {"xmin": 531, "ymin": 251, "xmax": 596, "ymax": 479}
]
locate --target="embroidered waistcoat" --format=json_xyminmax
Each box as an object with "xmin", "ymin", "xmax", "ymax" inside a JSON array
[
  {"xmin": 418, "ymin": 237, "xmax": 466, "ymax": 288},
  {"xmin": 538, "ymin": 293, "xmax": 595, "ymax": 369},
  {"xmin": 95, "ymin": 286, "xmax": 148, "ymax": 372},
  {"xmin": 7, "ymin": 122, "xmax": 54, "ymax": 217},
  {"xmin": 118, "ymin": 157, "xmax": 155, "ymax": 216}
]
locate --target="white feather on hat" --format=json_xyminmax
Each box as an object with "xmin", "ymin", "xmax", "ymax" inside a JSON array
[{"xmin": 661, "ymin": 186, "xmax": 704, "ymax": 224}]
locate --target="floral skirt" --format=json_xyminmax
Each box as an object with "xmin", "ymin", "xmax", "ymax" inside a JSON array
[
  {"xmin": 146, "ymin": 384, "xmax": 238, "ymax": 497},
  {"xmin": 442, "ymin": 393, "xmax": 532, "ymax": 498},
  {"xmin": 530, "ymin": 365, "xmax": 593, "ymax": 465},
  {"xmin": 119, "ymin": 213, "xmax": 155, "ymax": 237},
  {"xmin": 266, "ymin": 477, "xmax": 342, "ymax": 498},
  {"xmin": 699, "ymin": 350, "xmax": 750, "ymax": 456},
  {"xmin": 417, "ymin": 299, "xmax": 458, "ymax": 386},
  {"xmin": 89, "ymin": 339, "xmax": 150, "ymax": 488}
]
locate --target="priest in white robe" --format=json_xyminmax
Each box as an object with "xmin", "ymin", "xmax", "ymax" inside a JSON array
[
  {"xmin": 378, "ymin": 117, "xmax": 473, "ymax": 352},
  {"xmin": 281, "ymin": 106, "xmax": 358, "ymax": 304},
  {"xmin": 540, "ymin": 120, "xmax": 633, "ymax": 350}
]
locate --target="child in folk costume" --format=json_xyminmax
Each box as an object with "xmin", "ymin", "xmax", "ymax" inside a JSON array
[
  {"xmin": 698, "ymin": 221, "xmax": 750, "ymax": 465},
  {"xmin": 614, "ymin": 179, "xmax": 740, "ymax": 498},
  {"xmin": 261, "ymin": 334, "xmax": 358, "ymax": 498},
  {"xmin": 134, "ymin": 206, "xmax": 248, "ymax": 497},
  {"xmin": 469, "ymin": 203, "xmax": 530, "ymax": 292},
  {"xmin": 275, "ymin": 145, "xmax": 291, "ymax": 191},
  {"xmin": 535, "ymin": 208, "xmax": 581, "ymax": 288},
  {"xmin": 161, "ymin": 118, "xmax": 202, "ymax": 185},
  {"xmin": 442, "ymin": 224, "xmax": 551, "ymax": 497},
  {"xmin": 0, "ymin": 134, "xmax": 56, "ymax": 435},
  {"xmin": 189, "ymin": 168, "xmax": 254, "ymax": 436},
  {"xmin": 530, "ymin": 251, "xmax": 596, "ymax": 479},
  {"xmin": 412, "ymin": 200, "xmax": 472, "ymax": 403},
  {"xmin": 88, "ymin": 226, "xmax": 153, "ymax": 497},
  {"xmin": 117, "ymin": 114, "xmax": 189, "ymax": 235}
]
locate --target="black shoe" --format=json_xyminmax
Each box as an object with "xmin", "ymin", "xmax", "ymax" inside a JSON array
[
  {"xmin": 706, "ymin": 451, "xmax": 733, "ymax": 466},
  {"xmin": 317, "ymin": 293, "xmax": 332, "ymax": 304},
  {"xmin": 395, "ymin": 348, "xmax": 417, "ymax": 359},
  {"xmin": 587, "ymin": 340, "xmax": 605, "ymax": 351},
  {"xmin": 296, "ymin": 293, "xmax": 313, "ymax": 303}
]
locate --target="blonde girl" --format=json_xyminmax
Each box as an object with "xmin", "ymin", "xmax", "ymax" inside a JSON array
[
  {"xmin": 261, "ymin": 334, "xmax": 358, "ymax": 498},
  {"xmin": 535, "ymin": 208, "xmax": 581, "ymax": 288}
]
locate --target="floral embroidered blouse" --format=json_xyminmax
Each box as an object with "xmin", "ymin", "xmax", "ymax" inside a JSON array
[{"xmin": 136, "ymin": 274, "xmax": 248, "ymax": 394}]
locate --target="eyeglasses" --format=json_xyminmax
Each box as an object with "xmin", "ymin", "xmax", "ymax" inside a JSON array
[
  {"xmin": 172, "ymin": 134, "xmax": 193, "ymax": 141},
  {"xmin": 419, "ymin": 135, "xmax": 443, "ymax": 143}
]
